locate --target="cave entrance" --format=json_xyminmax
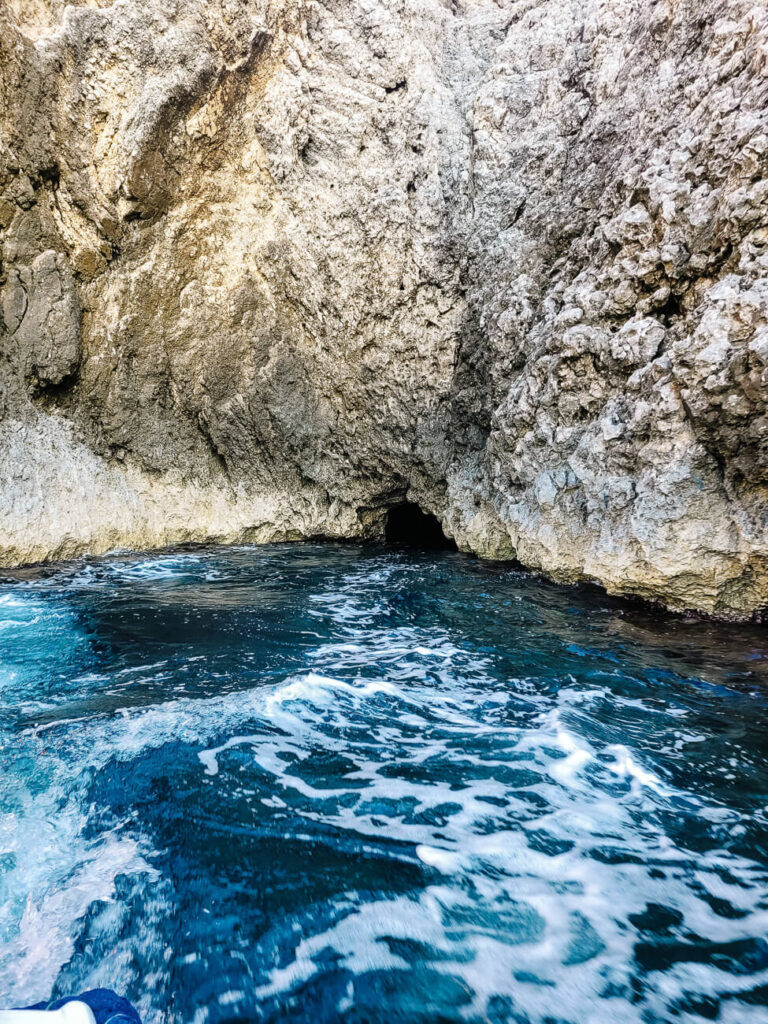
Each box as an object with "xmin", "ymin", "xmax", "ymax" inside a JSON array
[{"xmin": 384, "ymin": 502, "xmax": 457, "ymax": 550}]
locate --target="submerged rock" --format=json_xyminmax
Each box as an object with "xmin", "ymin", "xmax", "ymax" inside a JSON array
[{"xmin": 0, "ymin": 0, "xmax": 766, "ymax": 617}]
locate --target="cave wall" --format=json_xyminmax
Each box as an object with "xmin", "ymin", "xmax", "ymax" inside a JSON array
[{"xmin": 1, "ymin": 0, "xmax": 767, "ymax": 617}]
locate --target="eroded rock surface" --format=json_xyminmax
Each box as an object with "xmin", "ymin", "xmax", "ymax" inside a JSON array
[{"xmin": 1, "ymin": 0, "xmax": 767, "ymax": 617}]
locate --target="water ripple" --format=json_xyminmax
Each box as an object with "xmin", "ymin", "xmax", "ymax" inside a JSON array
[{"xmin": 1, "ymin": 544, "xmax": 767, "ymax": 1023}]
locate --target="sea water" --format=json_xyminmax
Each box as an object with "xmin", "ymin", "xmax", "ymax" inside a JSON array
[{"xmin": 0, "ymin": 544, "xmax": 767, "ymax": 1023}]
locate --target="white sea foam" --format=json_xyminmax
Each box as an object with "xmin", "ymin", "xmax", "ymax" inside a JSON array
[
  {"xmin": 104, "ymin": 556, "xmax": 207, "ymax": 581},
  {"xmin": 1, "ymin": 553, "xmax": 767, "ymax": 1023},
  {"xmin": 0, "ymin": 771, "xmax": 155, "ymax": 1006},
  {"xmin": 5, "ymin": 667, "xmax": 766, "ymax": 1023}
]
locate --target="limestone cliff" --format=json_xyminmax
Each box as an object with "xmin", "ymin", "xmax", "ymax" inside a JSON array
[{"xmin": 1, "ymin": 0, "xmax": 767, "ymax": 618}]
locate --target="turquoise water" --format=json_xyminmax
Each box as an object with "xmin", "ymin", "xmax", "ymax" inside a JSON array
[{"xmin": 1, "ymin": 543, "xmax": 768, "ymax": 1023}]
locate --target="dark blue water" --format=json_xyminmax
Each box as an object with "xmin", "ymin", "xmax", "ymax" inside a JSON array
[{"xmin": 1, "ymin": 544, "xmax": 768, "ymax": 1024}]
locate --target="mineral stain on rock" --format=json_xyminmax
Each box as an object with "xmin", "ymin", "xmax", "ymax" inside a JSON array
[{"xmin": 0, "ymin": 0, "xmax": 767, "ymax": 618}]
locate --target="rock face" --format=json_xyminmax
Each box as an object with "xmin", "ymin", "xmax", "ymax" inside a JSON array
[{"xmin": 1, "ymin": 0, "xmax": 767, "ymax": 618}]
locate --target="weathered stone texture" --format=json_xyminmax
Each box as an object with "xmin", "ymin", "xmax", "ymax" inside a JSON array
[{"xmin": 1, "ymin": 0, "xmax": 767, "ymax": 617}]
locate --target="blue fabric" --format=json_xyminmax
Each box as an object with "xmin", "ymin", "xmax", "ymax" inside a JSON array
[{"xmin": 19, "ymin": 989, "xmax": 142, "ymax": 1024}]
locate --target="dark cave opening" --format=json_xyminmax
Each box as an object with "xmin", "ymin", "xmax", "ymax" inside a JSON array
[{"xmin": 384, "ymin": 502, "xmax": 457, "ymax": 550}]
